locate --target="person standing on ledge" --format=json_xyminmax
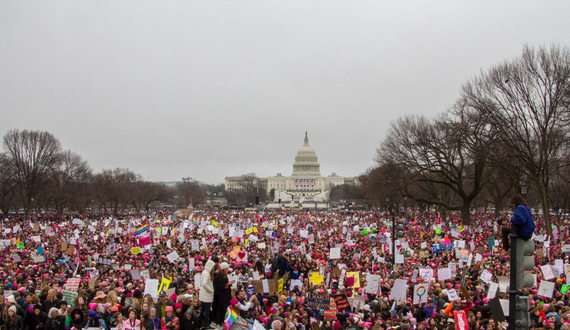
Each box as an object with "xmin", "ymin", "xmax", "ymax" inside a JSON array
[{"xmin": 501, "ymin": 194, "xmax": 536, "ymax": 255}]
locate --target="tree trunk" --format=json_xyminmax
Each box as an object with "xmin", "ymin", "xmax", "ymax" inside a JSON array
[
  {"xmin": 494, "ymin": 198, "xmax": 502, "ymax": 221},
  {"xmin": 539, "ymin": 183, "xmax": 552, "ymax": 237},
  {"xmin": 461, "ymin": 203, "xmax": 471, "ymax": 225}
]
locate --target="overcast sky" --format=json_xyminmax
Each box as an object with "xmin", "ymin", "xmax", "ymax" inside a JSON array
[{"xmin": 1, "ymin": 1, "xmax": 569, "ymax": 184}]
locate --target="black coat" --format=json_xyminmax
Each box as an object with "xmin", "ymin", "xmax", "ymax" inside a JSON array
[
  {"xmin": 41, "ymin": 299, "xmax": 60, "ymax": 315},
  {"xmin": 3, "ymin": 316, "xmax": 23, "ymax": 330},
  {"xmin": 30, "ymin": 311, "xmax": 48, "ymax": 330},
  {"xmin": 212, "ymin": 274, "xmax": 230, "ymax": 324},
  {"xmin": 45, "ymin": 315, "xmax": 66, "ymax": 330},
  {"xmin": 69, "ymin": 308, "xmax": 87, "ymax": 330},
  {"xmin": 180, "ymin": 309, "xmax": 200, "ymax": 330}
]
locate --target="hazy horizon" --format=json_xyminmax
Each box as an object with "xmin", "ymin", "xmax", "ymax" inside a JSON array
[{"xmin": 2, "ymin": 1, "xmax": 570, "ymax": 184}]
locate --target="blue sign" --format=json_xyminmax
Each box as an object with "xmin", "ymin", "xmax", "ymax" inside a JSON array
[
  {"xmin": 432, "ymin": 245, "xmax": 438, "ymax": 254},
  {"xmin": 247, "ymin": 285, "xmax": 255, "ymax": 299},
  {"xmin": 271, "ymin": 232, "xmax": 278, "ymax": 238},
  {"xmin": 447, "ymin": 242, "xmax": 454, "ymax": 251},
  {"xmin": 439, "ymin": 242, "xmax": 447, "ymax": 250},
  {"xmin": 37, "ymin": 247, "xmax": 44, "ymax": 255}
]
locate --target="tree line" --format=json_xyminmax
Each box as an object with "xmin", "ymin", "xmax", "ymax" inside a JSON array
[
  {"xmin": 356, "ymin": 44, "xmax": 570, "ymax": 235},
  {"xmin": 0, "ymin": 130, "xmax": 223, "ymax": 217}
]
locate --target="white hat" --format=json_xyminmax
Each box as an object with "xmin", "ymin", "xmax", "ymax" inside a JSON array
[
  {"xmin": 363, "ymin": 304, "xmax": 371, "ymax": 311},
  {"xmin": 6, "ymin": 295, "xmax": 16, "ymax": 304},
  {"xmin": 220, "ymin": 262, "xmax": 229, "ymax": 270}
]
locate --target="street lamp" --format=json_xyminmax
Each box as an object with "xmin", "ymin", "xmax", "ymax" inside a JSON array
[{"xmin": 520, "ymin": 182, "xmax": 528, "ymax": 197}]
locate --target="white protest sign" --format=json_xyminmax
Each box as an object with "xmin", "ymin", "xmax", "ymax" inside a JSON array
[
  {"xmin": 144, "ymin": 279, "xmax": 159, "ymax": 300},
  {"xmin": 390, "ymin": 279, "xmax": 408, "ymax": 300},
  {"xmin": 537, "ymin": 280, "xmax": 555, "ymax": 298},
  {"xmin": 413, "ymin": 283, "xmax": 429, "ymax": 305},
  {"xmin": 330, "ymin": 247, "xmax": 341, "ymax": 259},
  {"xmin": 166, "ymin": 251, "xmax": 180, "ymax": 263},
  {"xmin": 365, "ymin": 274, "xmax": 380, "ymax": 294},
  {"xmin": 480, "ymin": 270, "xmax": 493, "ymax": 284},
  {"xmin": 438, "ymin": 267, "xmax": 452, "ymax": 281},
  {"xmin": 541, "ymin": 265, "xmax": 554, "ymax": 280},
  {"xmin": 447, "ymin": 289, "xmax": 459, "ymax": 301},
  {"xmin": 487, "ymin": 282, "xmax": 498, "ymax": 299}
]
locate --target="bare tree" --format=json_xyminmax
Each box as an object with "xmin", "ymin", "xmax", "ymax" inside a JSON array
[
  {"xmin": 177, "ymin": 177, "xmax": 206, "ymax": 208},
  {"xmin": 48, "ymin": 150, "xmax": 92, "ymax": 215},
  {"xmin": 0, "ymin": 152, "xmax": 20, "ymax": 215},
  {"xmin": 376, "ymin": 102, "xmax": 493, "ymax": 225},
  {"xmin": 462, "ymin": 44, "xmax": 570, "ymax": 235},
  {"xmin": 92, "ymin": 168, "xmax": 138, "ymax": 214},
  {"xmin": 3, "ymin": 130, "xmax": 62, "ymax": 218},
  {"xmin": 130, "ymin": 180, "xmax": 171, "ymax": 211}
]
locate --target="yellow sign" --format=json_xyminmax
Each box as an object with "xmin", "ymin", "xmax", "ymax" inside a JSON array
[
  {"xmin": 158, "ymin": 277, "xmax": 171, "ymax": 294},
  {"xmin": 131, "ymin": 247, "xmax": 141, "ymax": 255},
  {"xmin": 308, "ymin": 272, "xmax": 323, "ymax": 285},
  {"xmin": 346, "ymin": 272, "xmax": 360, "ymax": 288},
  {"xmin": 278, "ymin": 278, "xmax": 284, "ymax": 292},
  {"xmin": 253, "ymin": 227, "xmax": 258, "ymax": 233},
  {"xmin": 233, "ymin": 246, "xmax": 241, "ymax": 253},
  {"xmin": 245, "ymin": 228, "xmax": 253, "ymax": 235}
]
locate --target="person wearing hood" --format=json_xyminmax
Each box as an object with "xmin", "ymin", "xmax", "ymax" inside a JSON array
[
  {"xmin": 30, "ymin": 304, "xmax": 47, "ymax": 330},
  {"xmin": 199, "ymin": 257, "xmax": 218, "ymax": 329},
  {"xmin": 181, "ymin": 297, "xmax": 200, "ymax": 330},
  {"xmin": 69, "ymin": 307, "xmax": 87, "ymax": 330},
  {"xmin": 45, "ymin": 308, "xmax": 65, "ymax": 330}
]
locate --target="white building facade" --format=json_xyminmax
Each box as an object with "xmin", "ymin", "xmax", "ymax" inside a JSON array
[{"xmin": 226, "ymin": 133, "xmax": 356, "ymax": 203}]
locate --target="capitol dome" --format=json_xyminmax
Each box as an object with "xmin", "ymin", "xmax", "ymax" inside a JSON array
[{"xmin": 292, "ymin": 132, "xmax": 321, "ymax": 176}]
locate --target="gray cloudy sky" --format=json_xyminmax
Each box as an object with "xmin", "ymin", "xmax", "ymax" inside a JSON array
[{"xmin": 2, "ymin": 1, "xmax": 569, "ymax": 184}]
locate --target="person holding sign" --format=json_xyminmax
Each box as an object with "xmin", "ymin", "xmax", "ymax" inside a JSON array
[
  {"xmin": 212, "ymin": 263, "xmax": 234, "ymax": 328},
  {"xmin": 501, "ymin": 194, "xmax": 536, "ymax": 254}
]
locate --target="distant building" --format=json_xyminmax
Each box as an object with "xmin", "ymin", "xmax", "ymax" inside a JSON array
[{"xmin": 225, "ymin": 133, "xmax": 356, "ymax": 203}]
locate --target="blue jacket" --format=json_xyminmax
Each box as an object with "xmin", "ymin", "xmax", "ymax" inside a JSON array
[{"xmin": 511, "ymin": 205, "xmax": 535, "ymax": 237}]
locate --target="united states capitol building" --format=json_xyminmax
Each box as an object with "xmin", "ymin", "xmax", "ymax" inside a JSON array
[{"xmin": 225, "ymin": 133, "xmax": 356, "ymax": 204}]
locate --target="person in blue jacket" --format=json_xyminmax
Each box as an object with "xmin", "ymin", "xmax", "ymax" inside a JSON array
[{"xmin": 501, "ymin": 194, "xmax": 536, "ymax": 253}]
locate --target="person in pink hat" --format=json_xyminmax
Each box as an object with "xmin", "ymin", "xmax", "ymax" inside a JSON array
[{"xmin": 161, "ymin": 306, "xmax": 179, "ymax": 330}]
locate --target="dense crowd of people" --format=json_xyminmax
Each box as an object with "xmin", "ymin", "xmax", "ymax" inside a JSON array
[{"xmin": 0, "ymin": 194, "xmax": 568, "ymax": 330}]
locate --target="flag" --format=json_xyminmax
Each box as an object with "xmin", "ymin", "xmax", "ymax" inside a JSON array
[
  {"xmin": 223, "ymin": 307, "xmax": 238, "ymax": 330},
  {"xmin": 138, "ymin": 235, "xmax": 151, "ymax": 246},
  {"xmin": 134, "ymin": 223, "xmax": 149, "ymax": 236}
]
